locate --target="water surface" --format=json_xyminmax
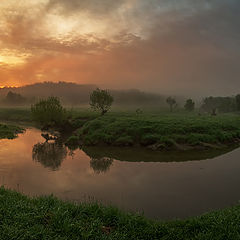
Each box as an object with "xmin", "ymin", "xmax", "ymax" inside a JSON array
[{"xmin": 0, "ymin": 128, "xmax": 240, "ymax": 220}]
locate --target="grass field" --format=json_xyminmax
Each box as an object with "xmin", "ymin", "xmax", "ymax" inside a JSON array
[
  {"xmin": 71, "ymin": 111, "xmax": 240, "ymax": 150},
  {"xmin": 0, "ymin": 187, "xmax": 239, "ymax": 240},
  {"xmin": 1, "ymin": 107, "xmax": 240, "ymax": 151}
]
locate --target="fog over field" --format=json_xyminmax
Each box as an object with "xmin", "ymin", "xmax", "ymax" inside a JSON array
[
  {"xmin": 0, "ymin": 0, "xmax": 239, "ymax": 96},
  {"xmin": 2, "ymin": 2, "xmax": 240, "ymax": 237}
]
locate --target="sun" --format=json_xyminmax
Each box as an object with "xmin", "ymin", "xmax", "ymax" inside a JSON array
[{"xmin": 0, "ymin": 85, "xmax": 18, "ymax": 89}]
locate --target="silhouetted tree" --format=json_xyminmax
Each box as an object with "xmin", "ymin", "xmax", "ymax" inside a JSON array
[
  {"xmin": 201, "ymin": 96, "xmax": 236, "ymax": 114},
  {"xmin": 201, "ymin": 97, "xmax": 218, "ymax": 115},
  {"xmin": 184, "ymin": 99, "xmax": 195, "ymax": 112},
  {"xmin": 236, "ymin": 94, "xmax": 240, "ymax": 111},
  {"xmin": 166, "ymin": 97, "xmax": 177, "ymax": 112},
  {"xmin": 90, "ymin": 88, "xmax": 114, "ymax": 115},
  {"xmin": 4, "ymin": 91, "xmax": 26, "ymax": 105},
  {"xmin": 31, "ymin": 97, "xmax": 67, "ymax": 129}
]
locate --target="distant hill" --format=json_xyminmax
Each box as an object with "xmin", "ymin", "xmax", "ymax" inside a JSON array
[
  {"xmin": 0, "ymin": 82, "xmax": 97, "ymax": 105},
  {"xmin": 0, "ymin": 81, "xmax": 165, "ymax": 107}
]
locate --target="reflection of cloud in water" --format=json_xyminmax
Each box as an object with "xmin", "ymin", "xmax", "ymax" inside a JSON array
[
  {"xmin": 32, "ymin": 142, "xmax": 67, "ymax": 171},
  {"xmin": 90, "ymin": 157, "xmax": 114, "ymax": 174}
]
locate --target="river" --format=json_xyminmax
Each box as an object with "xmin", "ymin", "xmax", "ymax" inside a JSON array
[{"xmin": 0, "ymin": 128, "xmax": 240, "ymax": 220}]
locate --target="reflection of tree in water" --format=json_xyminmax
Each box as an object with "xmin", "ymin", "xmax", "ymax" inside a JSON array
[
  {"xmin": 32, "ymin": 142, "xmax": 67, "ymax": 171},
  {"xmin": 90, "ymin": 157, "xmax": 114, "ymax": 174}
]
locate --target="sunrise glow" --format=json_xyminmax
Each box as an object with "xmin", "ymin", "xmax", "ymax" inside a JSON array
[
  {"xmin": 0, "ymin": 55, "xmax": 25, "ymax": 66},
  {"xmin": 0, "ymin": 85, "xmax": 18, "ymax": 89},
  {"xmin": 0, "ymin": 0, "xmax": 238, "ymax": 95},
  {"xmin": 0, "ymin": 1, "xmax": 240, "ymax": 237},
  {"xmin": 0, "ymin": 49, "xmax": 31, "ymax": 67}
]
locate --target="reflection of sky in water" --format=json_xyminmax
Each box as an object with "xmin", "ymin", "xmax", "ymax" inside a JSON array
[{"xmin": 1, "ymin": 128, "xmax": 240, "ymax": 220}]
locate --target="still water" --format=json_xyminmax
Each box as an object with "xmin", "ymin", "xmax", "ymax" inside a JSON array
[{"xmin": 0, "ymin": 128, "xmax": 240, "ymax": 220}]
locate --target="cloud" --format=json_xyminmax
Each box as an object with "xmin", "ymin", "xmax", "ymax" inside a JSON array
[
  {"xmin": 46, "ymin": 0, "xmax": 127, "ymax": 16},
  {"xmin": 0, "ymin": 0, "xmax": 240, "ymax": 96}
]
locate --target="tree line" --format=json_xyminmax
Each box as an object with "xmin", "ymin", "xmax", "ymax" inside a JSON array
[
  {"xmin": 5, "ymin": 88, "xmax": 240, "ymax": 127},
  {"xmin": 166, "ymin": 95, "xmax": 240, "ymax": 114}
]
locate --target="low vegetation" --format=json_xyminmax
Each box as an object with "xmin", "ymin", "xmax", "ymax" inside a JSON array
[
  {"xmin": 71, "ymin": 113, "xmax": 240, "ymax": 150},
  {"xmin": 0, "ymin": 123, "xmax": 24, "ymax": 139},
  {"xmin": 1, "ymin": 105, "xmax": 240, "ymax": 151},
  {"xmin": 0, "ymin": 187, "xmax": 240, "ymax": 240},
  {"xmin": 1, "ymin": 100, "xmax": 240, "ymax": 151}
]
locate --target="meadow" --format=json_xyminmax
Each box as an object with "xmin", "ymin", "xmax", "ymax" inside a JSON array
[
  {"xmin": 0, "ymin": 187, "xmax": 240, "ymax": 240},
  {"xmin": 70, "ymin": 110, "xmax": 240, "ymax": 151},
  {"xmin": 1, "ymin": 107, "xmax": 240, "ymax": 151}
]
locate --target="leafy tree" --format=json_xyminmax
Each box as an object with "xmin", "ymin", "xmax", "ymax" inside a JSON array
[
  {"xmin": 184, "ymin": 99, "xmax": 195, "ymax": 112},
  {"xmin": 166, "ymin": 97, "xmax": 177, "ymax": 112},
  {"xmin": 31, "ymin": 97, "xmax": 67, "ymax": 128},
  {"xmin": 90, "ymin": 88, "xmax": 114, "ymax": 115},
  {"xmin": 236, "ymin": 94, "xmax": 240, "ymax": 111}
]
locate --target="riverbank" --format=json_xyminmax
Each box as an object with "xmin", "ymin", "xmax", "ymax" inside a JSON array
[
  {"xmin": 0, "ymin": 187, "xmax": 239, "ymax": 239},
  {"xmin": 1, "ymin": 107, "xmax": 240, "ymax": 151},
  {"xmin": 0, "ymin": 123, "xmax": 24, "ymax": 139},
  {"xmin": 69, "ymin": 113, "xmax": 240, "ymax": 151}
]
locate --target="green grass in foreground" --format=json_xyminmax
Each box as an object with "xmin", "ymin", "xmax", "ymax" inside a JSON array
[
  {"xmin": 0, "ymin": 123, "xmax": 24, "ymax": 139},
  {"xmin": 0, "ymin": 187, "xmax": 240, "ymax": 240},
  {"xmin": 73, "ymin": 112, "xmax": 240, "ymax": 149}
]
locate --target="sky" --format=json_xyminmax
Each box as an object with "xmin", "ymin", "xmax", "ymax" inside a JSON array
[{"xmin": 0, "ymin": 0, "xmax": 239, "ymax": 96}]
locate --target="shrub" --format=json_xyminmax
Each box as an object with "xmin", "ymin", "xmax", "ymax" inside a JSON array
[{"xmin": 31, "ymin": 97, "xmax": 67, "ymax": 128}]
